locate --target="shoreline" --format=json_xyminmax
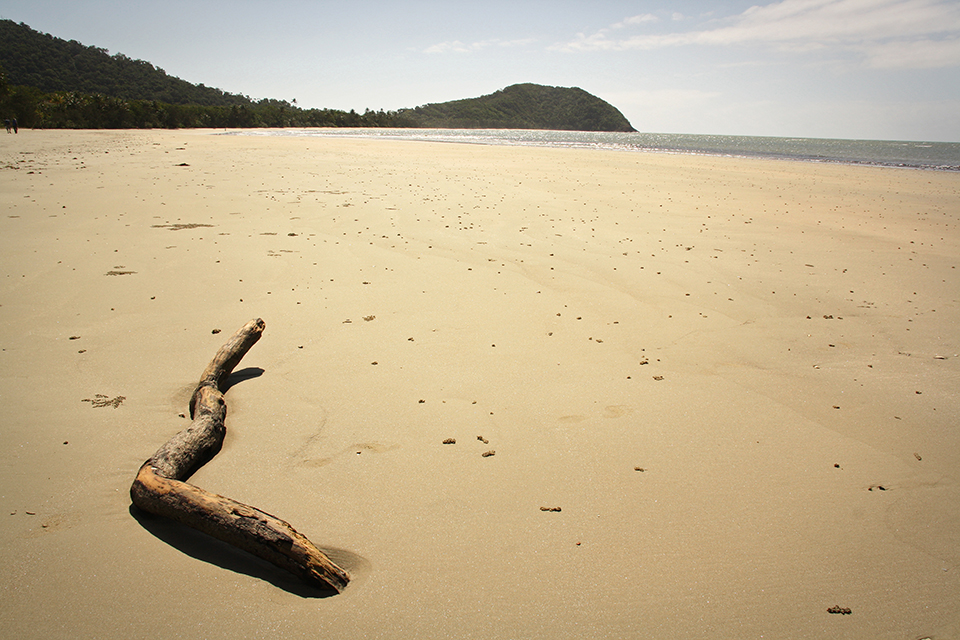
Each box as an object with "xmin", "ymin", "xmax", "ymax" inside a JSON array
[
  {"xmin": 221, "ymin": 126, "xmax": 960, "ymax": 172},
  {"xmin": 1, "ymin": 129, "xmax": 958, "ymax": 639}
]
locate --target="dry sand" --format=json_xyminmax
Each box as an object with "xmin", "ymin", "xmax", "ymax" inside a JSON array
[{"xmin": 1, "ymin": 129, "xmax": 958, "ymax": 639}]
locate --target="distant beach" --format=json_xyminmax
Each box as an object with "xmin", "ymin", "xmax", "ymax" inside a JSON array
[
  {"xmin": 231, "ymin": 128, "xmax": 960, "ymax": 171},
  {"xmin": 1, "ymin": 129, "xmax": 957, "ymax": 639}
]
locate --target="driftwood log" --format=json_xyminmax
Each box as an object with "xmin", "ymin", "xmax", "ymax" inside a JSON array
[{"xmin": 130, "ymin": 318, "xmax": 350, "ymax": 593}]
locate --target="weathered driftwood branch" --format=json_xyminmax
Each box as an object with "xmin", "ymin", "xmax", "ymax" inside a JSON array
[{"xmin": 130, "ymin": 318, "xmax": 350, "ymax": 593}]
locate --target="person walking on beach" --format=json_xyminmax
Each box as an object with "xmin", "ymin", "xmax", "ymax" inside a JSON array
[
  {"xmin": 4, "ymin": 119, "xmax": 9, "ymax": 133},
  {"xmin": 12, "ymin": 118, "xmax": 17, "ymax": 133}
]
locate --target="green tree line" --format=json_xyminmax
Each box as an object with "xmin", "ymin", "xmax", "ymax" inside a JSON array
[{"xmin": 0, "ymin": 79, "xmax": 416, "ymax": 129}]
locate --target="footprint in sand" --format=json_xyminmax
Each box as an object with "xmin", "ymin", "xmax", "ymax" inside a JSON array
[
  {"xmin": 603, "ymin": 405, "xmax": 630, "ymax": 418},
  {"xmin": 558, "ymin": 406, "xmax": 630, "ymax": 422}
]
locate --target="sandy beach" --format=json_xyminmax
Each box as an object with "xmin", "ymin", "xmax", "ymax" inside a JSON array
[{"xmin": 1, "ymin": 129, "xmax": 957, "ymax": 639}]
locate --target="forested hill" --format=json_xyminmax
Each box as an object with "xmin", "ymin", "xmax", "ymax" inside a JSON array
[
  {"xmin": 400, "ymin": 84, "xmax": 636, "ymax": 132},
  {"xmin": 0, "ymin": 19, "xmax": 249, "ymax": 106}
]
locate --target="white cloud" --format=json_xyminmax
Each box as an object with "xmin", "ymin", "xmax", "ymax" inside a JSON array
[
  {"xmin": 614, "ymin": 14, "xmax": 659, "ymax": 29},
  {"xmin": 424, "ymin": 37, "xmax": 536, "ymax": 54},
  {"xmin": 555, "ymin": 0, "xmax": 960, "ymax": 68},
  {"xmin": 498, "ymin": 38, "xmax": 538, "ymax": 48},
  {"xmin": 424, "ymin": 40, "xmax": 471, "ymax": 54}
]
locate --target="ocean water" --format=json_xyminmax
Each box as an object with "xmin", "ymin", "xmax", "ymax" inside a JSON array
[{"xmin": 230, "ymin": 128, "xmax": 960, "ymax": 171}]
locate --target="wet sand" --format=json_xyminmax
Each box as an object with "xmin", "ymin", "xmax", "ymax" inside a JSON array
[{"xmin": 1, "ymin": 129, "xmax": 958, "ymax": 639}]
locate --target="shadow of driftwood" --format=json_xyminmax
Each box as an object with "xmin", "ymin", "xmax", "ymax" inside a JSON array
[
  {"xmin": 220, "ymin": 366, "xmax": 264, "ymax": 393},
  {"xmin": 130, "ymin": 505, "xmax": 340, "ymax": 598},
  {"xmin": 132, "ymin": 365, "xmax": 366, "ymax": 596}
]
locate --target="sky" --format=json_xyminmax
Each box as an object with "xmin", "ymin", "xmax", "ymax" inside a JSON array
[{"xmin": 2, "ymin": 0, "xmax": 959, "ymax": 141}]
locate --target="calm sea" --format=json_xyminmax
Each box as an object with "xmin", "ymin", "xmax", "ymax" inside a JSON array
[{"xmin": 230, "ymin": 128, "xmax": 960, "ymax": 171}]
